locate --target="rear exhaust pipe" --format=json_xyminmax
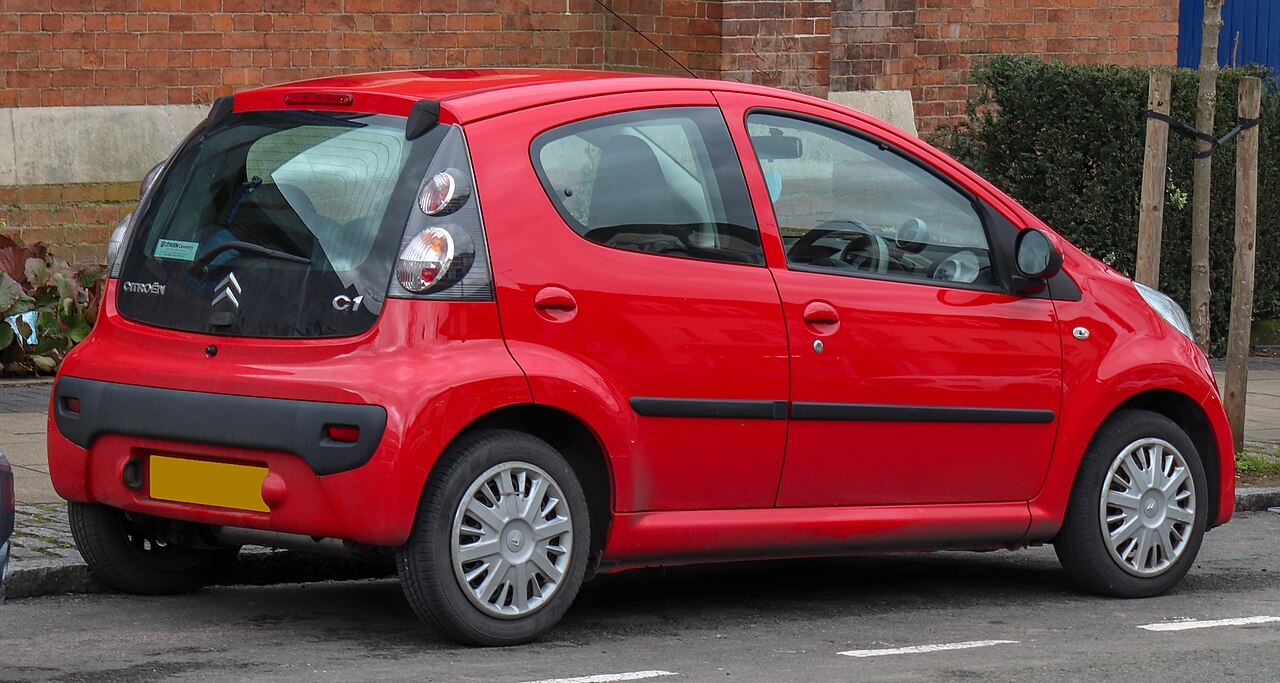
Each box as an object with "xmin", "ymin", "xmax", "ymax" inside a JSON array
[{"xmin": 213, "ymin": 527, "xmax": 352, "ymax": 558}]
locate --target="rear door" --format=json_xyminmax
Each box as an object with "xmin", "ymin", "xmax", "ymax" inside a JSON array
[
  {"xmin": 718, "ymin": 92, "xmax": 1063, "ymax": 507},
  {"xmin": 468, "ymin": 92, "xmax": 790, "ymax": 512}
]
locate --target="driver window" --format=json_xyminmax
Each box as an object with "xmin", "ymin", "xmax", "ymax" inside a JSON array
[{"xmin": 746, "ymin": 113, "xmax": 993, "ymax": 286}]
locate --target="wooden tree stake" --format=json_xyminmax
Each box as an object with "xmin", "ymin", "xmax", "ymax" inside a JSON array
[{"xmin": 1136, "ymin": 70, "xmax": 1171, "ymax": 288}]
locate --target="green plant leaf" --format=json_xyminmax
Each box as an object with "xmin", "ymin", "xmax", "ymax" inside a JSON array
[
  {"xmin": 0, "ymin": 324, "xmax": 13, "ymax": 352},
  {"xmin": 68, "ymin": 317, "xmax": 91, "ymax": 343},
  {"xmin": 6, "ymin": 292, "xmax": 36, "ymax": 318},
  {"xmin": 76, "ymin": 266, "xmax": 106, "ymax": 290},
  {"xmin": 0, "ymin": 273, "xmax": 21, "ymax": 313},
  {"xmin": 32, "ymin": 287, "xmax": 59, "ymax": 309},
  {"xmin": 53, "ymin": 273, "xmax": 79, "ymax": 302},
  {"xmin": 24, "ymin": 257, "xmax": 49, "ymax": 288}
]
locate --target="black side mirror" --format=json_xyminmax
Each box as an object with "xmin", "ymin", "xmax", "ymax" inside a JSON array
[
  {"xmin": 1015, "ymin": 229, "xmax": 1063, "ymax": 278},
  {"xmin": 1012, "ymin": 228, "xmax": 1063, "ymax": 294}
]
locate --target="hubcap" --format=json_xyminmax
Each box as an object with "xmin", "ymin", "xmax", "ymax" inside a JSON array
[
  {"xmin": 1099, "ymin": 437, "xmax": 1196, "ymax": 577},
  {"xmin": 451, "ymin": 461, "xmax": 573, "ymax": 619}
]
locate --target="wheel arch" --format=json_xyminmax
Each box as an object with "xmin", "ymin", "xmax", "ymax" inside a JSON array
[
  {"xmin": 1028, "ymin": 380, "xmax": 1233, "ymax": 540},
  {"xmin": 1110, "ymin": 389, "xmax": 1222, "ymax": 527},
  {"xmin": 446, "ymin": 404, "xmax": 614, "ymax": 566}
]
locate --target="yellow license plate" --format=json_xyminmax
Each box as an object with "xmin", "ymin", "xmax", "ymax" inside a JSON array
[{"xmin": 149, "ymin": 455, "xmax": 270, "ymax": 512}]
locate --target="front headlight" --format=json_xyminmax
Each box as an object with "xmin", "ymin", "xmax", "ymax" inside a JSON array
[{"xmin": 1134, "ymin": 281, "xmax": 1194, "ymax": 341}]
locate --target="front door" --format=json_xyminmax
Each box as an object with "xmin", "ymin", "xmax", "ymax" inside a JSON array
[{"xmin": 724, "ymin": 99, "xmax": 1063, "ymax": 507}]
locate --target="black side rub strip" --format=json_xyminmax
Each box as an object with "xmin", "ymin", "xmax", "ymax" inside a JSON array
[
  {"xmin": 53, "ymin": 376, "xmax": 387, "ymax": 476},
  {"xmin": 630, "ymin": 397, "xmax": 789, "ymax": 420},
  {"xmin": 791, "ymin": 402, "xmax": 1055, "ymax": 423}
]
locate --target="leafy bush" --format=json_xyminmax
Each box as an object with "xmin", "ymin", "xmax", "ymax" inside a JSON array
[
  {"xmin": 0, "ymin": 234, "xmax": 105, "ymax": 375},
  {"xmin": 934, "ymin": 56, "xmax": 1280, "ymax": 354}
]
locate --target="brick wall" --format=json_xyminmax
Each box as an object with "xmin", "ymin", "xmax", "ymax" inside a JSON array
[
  {"xmin": 1, "ymin": 0, "xmax": 1182, "ymax": 263},
  {"xmin": 600, "ymin": 0, "xmax": 832, "ymax": 98},
  {"xmin": 602, "ymin": 0, "xmax": 723, "ymax": 77},
  {"xmin": 831, "ymin": 0, "xmax": 1179, "ymax": 131},
  {"xmin": 0, "ymin": 0, "xmax": 607, "ymax": 109},
  {"xmin": 720, "ymin": 0, "xmax": 832, "ymax": 96},
  {"xmin": 0, "ymin": 183, "xmax": 135, "ymax": 264}
]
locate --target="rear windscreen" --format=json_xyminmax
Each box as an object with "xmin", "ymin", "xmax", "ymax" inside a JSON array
[{"xmin": 116, "ymin": 110, "xmax": 443, "ymax": 338}]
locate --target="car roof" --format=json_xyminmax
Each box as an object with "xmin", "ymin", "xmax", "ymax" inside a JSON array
[{"xmin": 233, "ymin": 68, "xmax": 828, "ymax": 124}]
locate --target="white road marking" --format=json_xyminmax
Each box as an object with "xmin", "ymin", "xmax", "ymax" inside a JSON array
[
  {"xmin": 839, "ymin": 639, "xmax": 1019, "ymax": 658},
  {"xmin": 518, "ymin": 671, "xmax": 678, "ymax": 683},
  {"xmin": 1138, "ymin": 616, "xmax": 1280, "ymax": 632}
]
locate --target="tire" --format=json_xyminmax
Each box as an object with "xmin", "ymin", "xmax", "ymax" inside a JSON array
[
  {"xmin": 1054, "ymin": 409, "xmax": 1208, "ymax": 598},
  {"xmin": 397, "ymin": 430, "xmax": 590, "ymax": 646},
  {"xmin": 68, "ymin": 502, "xmax": 239, "ymax": 595}
]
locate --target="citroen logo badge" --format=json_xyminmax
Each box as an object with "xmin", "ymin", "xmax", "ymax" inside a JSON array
[{"xmin": 212, "ymin": 273, "xmax": 242, "ymax": 308}]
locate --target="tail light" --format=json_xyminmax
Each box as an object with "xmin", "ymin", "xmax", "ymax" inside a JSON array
[
  {"xmin": 108, "ymin": 161, "xmax": 166, "ymax": 277},
  {"xmin": 418, "ymin": 169, "xmax": 470, "ymax": 216},
  {"xmin": 396, "ymin": 228, "xmax": 455, "ymax": 293},
  {"xmin": 388, "ymin": 122, "xmax": 492, "ymax": 302}
]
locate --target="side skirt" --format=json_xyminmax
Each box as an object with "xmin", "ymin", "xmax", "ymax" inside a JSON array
[{"xmin": 598, "ymin": 503, "xmax": 1033, "ymax": 573}]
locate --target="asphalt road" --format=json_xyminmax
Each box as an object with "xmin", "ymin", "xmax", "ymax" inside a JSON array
[{"xmin": 3, "ymin": 511, "xmax": 1280, "ymax": 682}]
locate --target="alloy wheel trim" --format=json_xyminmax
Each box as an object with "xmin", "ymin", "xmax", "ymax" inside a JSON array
[
  {"xmin": 1098, "ymin": 437, "xmax": 1196, "ymax": 578},
  {"xmin": 450, "ymin": 460, "xmax": 573, "ymax": 619}
]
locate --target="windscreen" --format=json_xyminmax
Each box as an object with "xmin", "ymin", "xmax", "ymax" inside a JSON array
[{"xmin": 116, "ymin": 110, "xmax": 442, "ymax": 338}]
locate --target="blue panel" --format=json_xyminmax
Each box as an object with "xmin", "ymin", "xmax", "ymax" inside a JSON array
[
  {"xmin": 1179, "ymin": 0, "xmax": 1203, "ymax": 68},
  {"xmin": 1180, "ymin": 0, "xmax": 1280, "ymax": 72}
]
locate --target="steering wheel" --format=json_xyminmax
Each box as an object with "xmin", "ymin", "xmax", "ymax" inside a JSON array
[
  {"xmin": 787, "ymin": 219, "xmax": 886, "ymax": 274},
  {"xmin": 838, "ymin": 231, "xmax": 889, "ymax": 274}
]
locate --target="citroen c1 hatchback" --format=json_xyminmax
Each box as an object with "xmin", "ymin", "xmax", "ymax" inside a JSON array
[{"xmin": 48, "ymin": 69, "xmax": 1234, "ymax": 646}]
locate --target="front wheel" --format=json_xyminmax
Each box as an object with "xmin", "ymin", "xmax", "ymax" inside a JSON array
[
  {"xmin": 397, "ymin": 430, "xmax": 590, "ymax": 646},
  {"xmin": 68, "ymin": 503, "xmax": 239, "ymax": 594},
  {"xmin": 1054, "ymin": 409, "xmax": 1208, "ymax": 597}
]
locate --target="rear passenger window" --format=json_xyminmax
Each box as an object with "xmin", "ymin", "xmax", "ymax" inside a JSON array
[{"xmin": 532, "ymin": 107, "xmax": 763, "ymax": 265}]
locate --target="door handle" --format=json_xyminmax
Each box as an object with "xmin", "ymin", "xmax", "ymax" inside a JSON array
[
  {"xmin": 801, "ymin": 300, "xmax": 839, "ymax": 336},
  {"xmin": 802, "ymin": 301, "xmax": 839, "ymax": 325},
  {"xmin": 534, "ymin": 286, "xmax": 577, "ymax": 322}
]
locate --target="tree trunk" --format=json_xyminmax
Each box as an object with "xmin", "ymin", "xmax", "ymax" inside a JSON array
[
  {"xmin": 1225, "ymin": 77, "xmax": 1261, "ymax": 452},
  {"xmin": 1190, "ymin": 0, "xmax": 1225, "ymax": 351}
]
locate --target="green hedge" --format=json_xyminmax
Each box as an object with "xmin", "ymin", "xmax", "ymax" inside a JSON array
[{"xmin": 934, "ymin": 55, "xmax": 1280, "ymax": 353}]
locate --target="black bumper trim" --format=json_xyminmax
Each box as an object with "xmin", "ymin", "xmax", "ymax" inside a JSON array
[
  {"xmin": 630, "ymin": 397, "xmax": 789, "ymax": 420},
  {"xmin": 52, "ymin": 376, "xmax": 387, "ymax": 476},
  {"xmin": 790, "ymin": 402, "xmax": 1055, "ymax": 424}
]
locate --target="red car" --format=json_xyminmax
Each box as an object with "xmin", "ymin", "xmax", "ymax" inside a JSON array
[{"xmin": 48, "ymin": 69, "xmax": 1233, "ymax": 646}]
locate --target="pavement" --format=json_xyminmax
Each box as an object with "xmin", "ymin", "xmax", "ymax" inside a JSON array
[{"xmin": 2, "ymin": 362, "xmax": 1280, "ymax": 601}]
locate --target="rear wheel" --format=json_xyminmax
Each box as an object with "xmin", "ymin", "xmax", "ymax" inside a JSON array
[
  {"xmin": 397, "ymin": 430, "xmax": 590, "ymax": 646},
  {"xmin": 1054, "ymin": 409, "xmax": 1208, "ymax": 597},
  {"xmin": 68, "ymin": 503, "xmax": 239, "ymax": 594}
]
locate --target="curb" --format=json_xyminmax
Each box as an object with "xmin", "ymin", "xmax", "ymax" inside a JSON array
[
  {"xmin": 0, "ymin": 377, "xmax": 55, "ymax": 388},
  {"xmin": 1236, "ymin": 486, "xmax": 1280, "ymax": 512},
  {"xmin": 4, "ymin": 548, "xmax": 395, "ymax": 601},
  {"xmin": 6, "ymin": 488, "xmax": 1278, "ymax": 602}
]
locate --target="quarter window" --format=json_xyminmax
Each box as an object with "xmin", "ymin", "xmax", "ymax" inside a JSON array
[
  {"xmin": 533, "ymin": 107, "xmax": 763, "ymax": 265},
  {"xmin": 747, "ymin": 113, "xmax": 994, "ymax": 287}
]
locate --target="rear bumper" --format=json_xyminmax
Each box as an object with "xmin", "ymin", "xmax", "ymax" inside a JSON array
[
  {"xmin": 48, "ymin": 423, "xmax": 413, "ymax": 546},
  {"xmin": 53, "ymin": 377, "xmax": 387, "ymax": 476}
]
